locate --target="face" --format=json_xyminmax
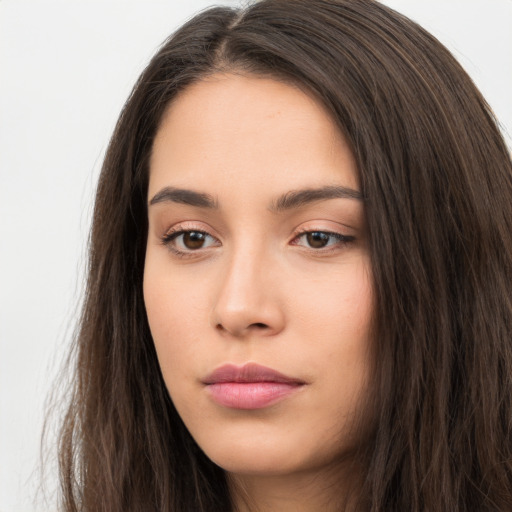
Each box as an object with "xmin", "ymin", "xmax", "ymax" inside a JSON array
[{"xmin": 144, "ymin": 73, "xmax": 373, "ymax": 480}]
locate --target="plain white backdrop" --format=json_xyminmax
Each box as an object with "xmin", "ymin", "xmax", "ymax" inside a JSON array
[{"xmin": 1, "ymin": 1, "xmax": 511, "ymax": 510}]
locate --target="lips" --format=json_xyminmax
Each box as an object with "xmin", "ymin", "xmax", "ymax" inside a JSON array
[
  {"xmin": 203, "ymin": 363, "xmax": 304, "ymax": 385},
  {"xmin": 203, "ymin": 363, "xmax": 305, "ymax": 410}
]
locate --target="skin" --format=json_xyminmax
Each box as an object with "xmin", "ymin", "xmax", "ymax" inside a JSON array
[{"xmin": 144, "ymin": 73, "xmax": 373, "ymax": 511}]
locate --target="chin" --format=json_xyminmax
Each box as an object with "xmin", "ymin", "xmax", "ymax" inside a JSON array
[
  {"xmin": 195, "ymin": 426, "xmax": 346, "ymax": 478},
  {"xmin": 210, "ymin": 450, "xmax": 299, "ymax": 476}
]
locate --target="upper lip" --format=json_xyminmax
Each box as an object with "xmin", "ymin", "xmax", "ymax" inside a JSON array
[{"xmin": 203, "ymin": 363, "xmax": 304, "ymax": 385}]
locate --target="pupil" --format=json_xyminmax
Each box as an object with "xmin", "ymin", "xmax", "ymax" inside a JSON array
[
  {"xmin": 307, "ymin": 232, "xmax": 329, "ymax": 248},
  {"xmin": 183, "ymin": 232, "xmax": 205, "ymax": 249}
]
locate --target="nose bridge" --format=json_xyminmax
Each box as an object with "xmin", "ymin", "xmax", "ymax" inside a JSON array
[{"xmin": 211, "ymin": 237, "xmax": 283, "ymax": 336}]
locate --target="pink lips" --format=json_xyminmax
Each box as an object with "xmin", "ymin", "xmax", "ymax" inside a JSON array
[{"xmin": 203, "ymin": 363, "xmax": 305, "ymax": 410}]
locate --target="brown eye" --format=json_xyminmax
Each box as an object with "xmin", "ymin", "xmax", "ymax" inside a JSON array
[
  {"xmin": 182, "ymin": 231, "xmax": 207, "ymax": 249},
  {"xmin": 306, "ymin": 232, "xmax": 330, "ymax": 248}
]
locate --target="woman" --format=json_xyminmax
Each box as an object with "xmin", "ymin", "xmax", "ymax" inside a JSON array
[{"xmin": 58, "ymin": 0, "xmax": 512, "ymax": 510}]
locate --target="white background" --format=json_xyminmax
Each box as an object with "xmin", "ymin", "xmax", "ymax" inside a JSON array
[{"xmin": 1, "ymin": 1, "xmax": 511, "ymax": 510}]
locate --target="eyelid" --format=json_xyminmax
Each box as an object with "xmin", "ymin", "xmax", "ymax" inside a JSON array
[
  {"xmin": 162, "ymin": 228, "xmax": 216, "ymax": 244},
  {"xmin": 161, "ymin": 221, "xmax": 219, "ymax": 239}
]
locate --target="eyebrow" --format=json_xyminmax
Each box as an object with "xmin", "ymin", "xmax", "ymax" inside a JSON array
[
  {"xmin": 269, "ymin": 185, "xmax": 364, "ymax": 212},
  {"xmin": 148, "ymin": 184, "xmax": 363, "ymax": 211},
  {"xmin": 149, "ymin": 187, "xmax": 218, "ymax": 208}
]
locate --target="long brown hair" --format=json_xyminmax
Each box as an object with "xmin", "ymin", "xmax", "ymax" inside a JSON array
[{"xmin": 57, "ymin": 0, "xmax": 512, "ymax": 510}]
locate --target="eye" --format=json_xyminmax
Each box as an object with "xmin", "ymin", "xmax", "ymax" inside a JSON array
[
  {"xmin": 292, "ymin": 230, "xmax": 354, "ymax": 250},
  {"xmin": 162, "ymin": 229, "xmax": 220, "ymax": 255}
]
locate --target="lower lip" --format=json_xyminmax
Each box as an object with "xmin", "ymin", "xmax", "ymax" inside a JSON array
[{"xmin": 206, "ymin": 382, "xmax": 303, "ymax": 410}]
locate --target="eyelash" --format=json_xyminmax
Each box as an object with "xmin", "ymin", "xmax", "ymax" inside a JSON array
[
  {"xmin": 290, "ymin": 228, "xmax": 355, "ymax": 253},
  {"xmin": 160, "ymin": 226, "xmax": 355, "ymax": 258}
]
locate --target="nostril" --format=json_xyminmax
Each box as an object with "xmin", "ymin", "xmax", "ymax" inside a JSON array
[
  {"xmin": 213, "ymin": 320, "xmax": 273, "ymax": 336},
  {"xmin": 250, "ymin": 322, "xmax": 268, "ymax": 329}
]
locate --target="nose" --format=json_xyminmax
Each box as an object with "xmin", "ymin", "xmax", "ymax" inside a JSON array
[{"xmin": 210, "ymin": 245, "xmax": 285, "ymax": 338}]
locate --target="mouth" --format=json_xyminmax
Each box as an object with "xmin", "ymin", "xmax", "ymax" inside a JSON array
[{"xmin": 202, "ymin": 363, "xmax": 306, "ymax": 410}]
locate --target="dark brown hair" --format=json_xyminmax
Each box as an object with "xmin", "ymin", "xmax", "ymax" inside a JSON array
[{"xmin": 57, "ymin": 0, "xmax": 512, "ymax": 510}]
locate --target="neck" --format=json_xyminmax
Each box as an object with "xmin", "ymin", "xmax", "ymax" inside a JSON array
[{"xmin": 228, "ymin": 460, "xmax": 365, "ymax": 512}]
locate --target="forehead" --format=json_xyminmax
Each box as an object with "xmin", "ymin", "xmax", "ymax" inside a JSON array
[{"xmin": 149, "ymin": 73, "xmax": 359, "ymax": 199}]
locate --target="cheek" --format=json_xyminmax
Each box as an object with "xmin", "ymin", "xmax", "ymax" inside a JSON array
[
  {"xmin": 291, "ymin": 259, "xmax": 373, "ymax": 410},
  {"xmin": 293, "ymin": 257, "xmax": 373, "ymax": 344},
  {"xmin": 143, "ymin": 259, "xmax": 209, "ymax": 386}
]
